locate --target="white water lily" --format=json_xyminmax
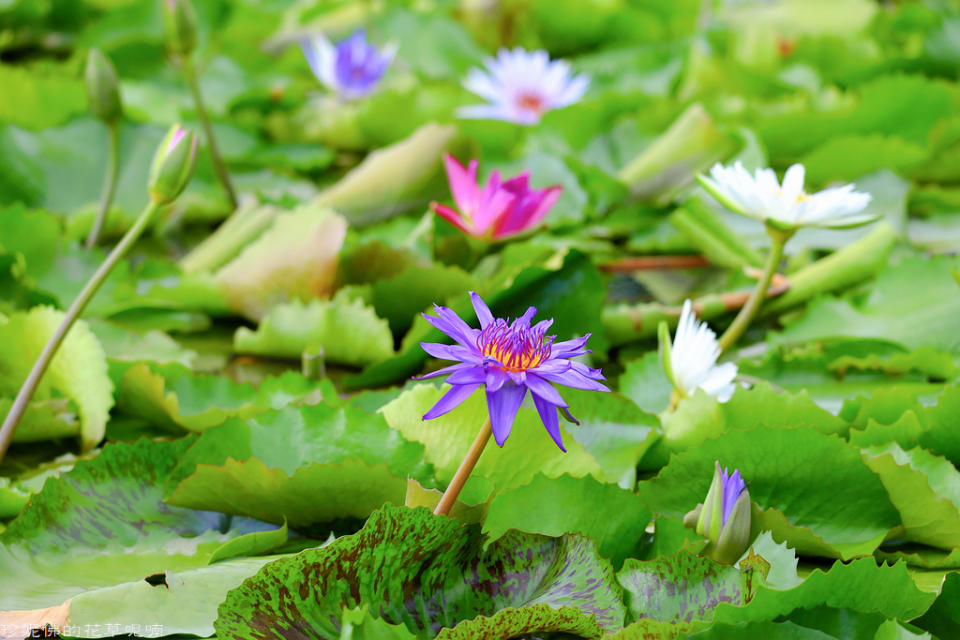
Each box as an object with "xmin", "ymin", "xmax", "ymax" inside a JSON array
[
  {"xmin": 698, "ymin": 161, "xmax": 875, "ymax": 230},
  {"xmin": 661, "ymin": 300, "xmax": 737, "ymax": 403},
  {"xmin": 458, "ymin": 47, "xmax": 589, "ymax": 126}
]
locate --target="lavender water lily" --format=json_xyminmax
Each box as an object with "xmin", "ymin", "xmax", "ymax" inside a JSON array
[
  {"xmin": 301, "ymin": 29, "xmax": 396, "ymax": 100},
  {"xmin": 684, "ymin": 462, "xmax": 752, "ymax": 564},
  {"xmin": 417, "ymin": 292, "xmax": 609, "ymax": 514}
]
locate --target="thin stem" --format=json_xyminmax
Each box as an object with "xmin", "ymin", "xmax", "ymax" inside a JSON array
[
  {"xmin": 599, "ymin": 255, "xmax": 710, "ymax": 272},
  {"xmin": 0, "ymin": 200, "xmax": 162, "ymax": 463},
  {"xmin": 182, "ymin": 57, "xmax": 237, "ymax": 209},
  {"xmin": 85, "ymin": 122, "xmax": 120, "ymax": 249},
  {"xmin": 716, "ymin": 228, "xmax": 790, "ymax": 354},
  {"xmin": 434, "ymin": 418, "xmax": 492, "ymax": 516}
]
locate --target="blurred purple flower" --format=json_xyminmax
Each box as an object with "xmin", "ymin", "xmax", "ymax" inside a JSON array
[
  {"xmin": 301, "ymin": 29, "xmax": 396, "ymax": 100},
  {"xmin": 416, "ymin": 292, "xmax": 609, "ymax": 451}
]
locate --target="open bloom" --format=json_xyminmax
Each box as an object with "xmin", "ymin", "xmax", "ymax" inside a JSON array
[
  {"xmin": 431, "ymin": 154, "xmax": 562, "ymax": 240},
  {"xmin": 416, "ymin": 292, "xmax": 609, "ymax": 451},
  {"xmin": 684, "ymin": 462, "xmax": 752, "ymax": 564},
  {"xmin": 698, "ymin": 161, "xmax": 875, "ymax": 230},
  {"xmin": 459, "ymin": 48, "xmax": 589, "ymax": 125},
  {"xmin": 300, "ymin": 29, "xmax": 395, "ymax": 100},
  {"xmin": 660, "ymin": 300, "xmax": 737, "ymax": 403}
]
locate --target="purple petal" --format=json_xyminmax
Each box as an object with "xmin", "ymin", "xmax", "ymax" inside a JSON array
[
  {"xmin": 524, "ymin": 373, "xmax": 568, "ymax": 407},
  {"xmin": 485, "ymin": 368, "xmax": 508, "ymax": 392},
  {"xmin": 486, "ymin": 382, "xmax": 527, "ymax": 446},
  {"xmin": 446, "ymin": 366, "xmax": 487, "ymax": 385},
  {"xmin": 413, "ymin": 362, "xmax": 475, "ymax": 381},
  {"xmin": 533, "ymin": 393, "xmax": 565, "ymax": 452},
  {"xmin": 470, "ymin": 291, "xmax": 494, "ymax": 329},
  {"xmin": 423, "ymin": 383, "xmax": 481, "ymax": 420},
  {"xmin": 535, "ymin": 367, "xmax": 611, "ymax": 392},
  {"xmin": 422, "ymin": 306, "xmax": 478, "ymax": 348},
  {"xmin": 721, "ymin": 468, "xmax": 745, "ymax": 526},
  {"xmin": 420, "ymin": 341, "xmax": 478, "ymax": 363},
  {"xmin": 550, "ymin": 335, "xmax": 590, "ymax": 359},
  {"xmin": 511, "ymin": 306, "xmax": 538, "ymax": 329}
]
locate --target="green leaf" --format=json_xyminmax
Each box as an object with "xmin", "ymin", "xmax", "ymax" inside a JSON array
[
  {"xmin": 380, "ymin": 383, "xmax": 607, "ymax": 492},
  {"xmin": 758, "ymin": 74, "xmax": 954, "ymax": 162},
  {"xmin": 213, "ymin": 204, "xmax": 347, "ymax": 321},
  {"xmin": 370, "ymin": 264, "xmax": 477, "ymax": 336},
  {"xmin": 619, "ymin": 351, "xmax": 674, "ymax": 416},
  {"xmin": 209, "ymin": 520, "xmax": 289, "ymax": 564},
  {"xmin": 875, "ymin": 547, "xmax": 960, "ymax": 569},
  {"xmin": 234, "ymin": 294, "xmax": 394, "ymax": 367},
  {"xmin": 483, "ymin": 474, "xmax": 652, "ymax": 568},
  {"xmin": 617, "ymin": 551, "xmax": 752, "ymax": 624},
  {"xmin": 799, "ymin": 135, "xmax": 927, "ymax": 184},
  {"xmin": 0, "ymin": 306, "xmax": 113, "ymax": 451},
  {"xmin": 560, "ymin": 388, "xmax": 660, "ymax": 489},
  {"xmin": 773, "ymin": 255, "xmax": 960, "ymax": 353},
  {"xmin": 0, "ymin": 438, "xmax": 246, "ymax": 611},
  {"xmin": 785, "ymin": 605, "xmax": 887, "ymax": 640},
  {"xmin": 0, "ymin": 63, "xmax": 86, "ymax": 130},
  {"xmin": 861, "ymin": 443, "xmax": 960, "ymax": 549},
  {"xmin": 89, "ymin": 318, "xmax": 198, "ymax": 367},
  {"xmin": 435, "ymin": 604, "xmax": 606, "ymax": 640},
  {"xmin": 646, "ymin": 382, "xmax": 848, "ymax": 466},
  {"xmin": 215, "ymin": 504, "xmax": 625, "ymax": 639},
  {"xmin": 849, "ymin": 385, "xmax": 960, "ymax": 467},
  {"xmin": 164, "ymin": 403, "xmax": 432, "ymax": 526},
  {"xmin": 63, "ymin": 556, "xmax": 282, "ymax": 639},
  {"xmin": 637, "ymin": 426, "xmax": 901, "ymax": 560},
  {"xmin": 116, "ymin": 362, "xmax": 264, "ymax": 432},
  {"xmin": 912, "ymin": 572, "xmax": 960, "ymax": 639},
  {"xmin": 712, "ymin": 559, "xmax": 936, "ymax": 625},
  {"xmin": 339, "ymin": 606, "xmax": 420, "ymax": 640}
]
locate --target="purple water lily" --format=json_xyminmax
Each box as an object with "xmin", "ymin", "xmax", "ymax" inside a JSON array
[
  {"xmin": 685, "ymin": 461, "xmax": 752, "ymax": 564},
  {"xmin": 719, "ymin": 465, "xmax": 746, "ymax": 526},
  {"xmin": 301, "ymin": 29, "xmax": 396, "ymax": 100},
  {"xmin": 416, "ymin": 292, "xmax": 609, "ymax": 451}
]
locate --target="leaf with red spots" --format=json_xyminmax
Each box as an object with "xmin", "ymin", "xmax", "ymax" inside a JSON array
[{"xmin": 215, "ymin": 504, "xmax": 625, "ymax": 639}]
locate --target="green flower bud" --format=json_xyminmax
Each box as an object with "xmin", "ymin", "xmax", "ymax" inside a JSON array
[
  {"xmin": 85, "ymin": 48, "xmax": 122, "ymax": 124},
  {"xmin": 148, "ymin": 124, "xmax": 198, "ymax": 204},
  {"xmin": 684, "ymin": 461, "xmax": 752, "ymax": 564},
  {"xmin": 163, "ymin": 0, "xmax": 197, "ymax": 56}
]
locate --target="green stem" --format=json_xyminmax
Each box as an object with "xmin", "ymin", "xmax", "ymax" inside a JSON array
[
  {"xmin": 0, "ymin": 200, "xmax": 162, "ymax": 463},
  {"xmin": 182, "ymin": 57, "xmax": 237, "ymax": 209},
  {"xmin": 716, "ymin": 226, "xmax": 791, "ymax": 353},
  {"xmin": 85, "ymin": 122, "xmax": 120, "ymax": 249},
  {"xmin": 434, "ymin": 418, "xmax": 492, "ymax": 516}
]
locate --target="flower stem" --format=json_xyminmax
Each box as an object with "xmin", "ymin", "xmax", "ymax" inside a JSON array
[
  {"xmin": 716, "ymin": 227, "xmax": 791, "ymax": 354},
  {"xmin": 85, "ymin": 122, "xmax": 120, "ymax": 249},
  {"xmin": 0, "ymin": 200, "xmax": 162, "ymax": 463},
  {"xmin": 182, "ymin": 57, "xmax": 237, "ymax": 209},
  {"xmin": 434, "ymin": 418, "xmax": 492, "ymax": 516}
]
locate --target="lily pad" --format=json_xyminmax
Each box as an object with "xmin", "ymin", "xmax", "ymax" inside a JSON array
[
  {"xmin": 215, "ymin": 504, "xmax": 625, "ymax": 638},
  {"xmin": 637, "ymin": 425, "xmax": 901, "ymax": 559},
  {"xmin": 0, "ymin": 306, "xmax": 113, "ymax": 451},
  {"xmin": 483, "ymin": 473, "xmax": 652, "ymax": 568},
  {"xmin": 164, "ymin": 403, "xmax": 433, "ymax": 526}
]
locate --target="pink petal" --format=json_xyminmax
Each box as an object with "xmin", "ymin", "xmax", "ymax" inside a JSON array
[
  {"xmin": 430, "ymin": 202, "xmax": 478, "ymax": 236},
  {"xmin": 443, "ymin": 154, "xmax": 480, "ymax": 215}
]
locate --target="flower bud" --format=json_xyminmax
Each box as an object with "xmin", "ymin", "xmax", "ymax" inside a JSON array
[
  {"xmin": 148, "ymin": 125, "xmax": 197, "ymax": 204},
  {"xmin": 162, "ymin": 0, "xmax": 197, "ymax": 56},
  {"xmin": 85, "ymin": 48, "xmax": 122, "ymax": 124},
  {"xmin": 684, "ymin": 461, "xmax": 752, "ymax": 564}
]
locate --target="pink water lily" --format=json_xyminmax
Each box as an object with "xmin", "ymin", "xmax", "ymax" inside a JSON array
[{"xmin": 430, "ymin": 154, "xmax": 562, "ymax": 240}]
